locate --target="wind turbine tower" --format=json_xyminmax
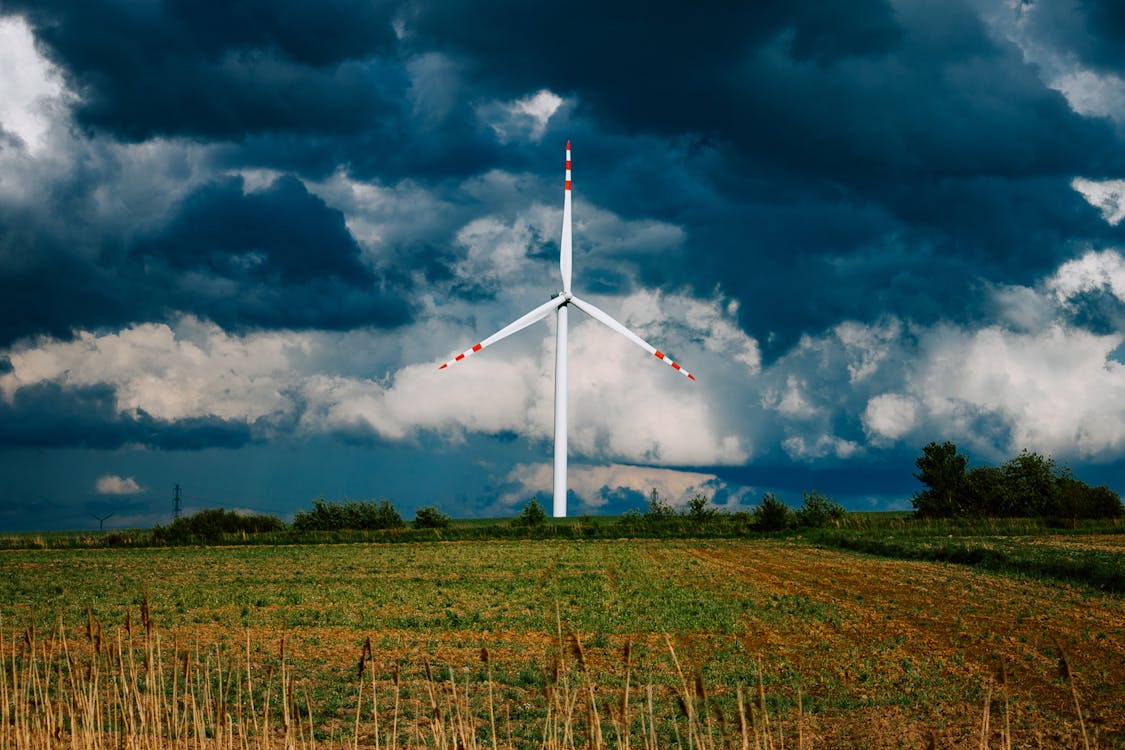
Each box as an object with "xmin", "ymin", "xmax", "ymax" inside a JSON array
[{"xmin": 440, "ymin": 142, "xmax": 695, "ymax": 518}]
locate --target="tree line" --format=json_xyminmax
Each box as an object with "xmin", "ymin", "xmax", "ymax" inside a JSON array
[
  {"xmin": 912, "ymin": 441, "xmax": 1123, "ymax": 521},
  {"xmin": 148, "ymin": 442, "xmax": 1123, "ymax": 545},
  {"xmin": 152, "ymin": 500, "xmax": 450, "ymax": 544},
  {"xmin": 150, "ymin": 490, "xmax": 845, "ymax": 545}
]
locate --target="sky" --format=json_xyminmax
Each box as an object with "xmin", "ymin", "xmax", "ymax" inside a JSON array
[{"xmin": 1, "ymin": 0, "xmax": 1124, "ymax": 531}]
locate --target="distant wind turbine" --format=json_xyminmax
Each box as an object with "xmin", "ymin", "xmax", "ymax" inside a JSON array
[{"xmin": 439, "ymin": 141, "xmax": 695, "ymax": 517}]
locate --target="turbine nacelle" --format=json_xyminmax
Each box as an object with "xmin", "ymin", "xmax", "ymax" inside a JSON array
[{"xmin": 438, "ymin": 142, "xmax": 695, "ymax": 516}]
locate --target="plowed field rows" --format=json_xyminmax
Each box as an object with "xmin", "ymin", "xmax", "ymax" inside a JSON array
[{"xmin": 2, "ymin": 538, "xmax": 1122, "ymax": 747}]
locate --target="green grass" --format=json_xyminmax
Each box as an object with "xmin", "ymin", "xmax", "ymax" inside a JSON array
[{"xmin": 808, "ymin": 526, "xmax": 1125, "ymax": 593}]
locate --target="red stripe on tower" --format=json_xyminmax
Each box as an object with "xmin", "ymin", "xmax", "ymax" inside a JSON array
[{"xmin": 565, "ymin": 180, "xmax": 571, "ymax": 190}]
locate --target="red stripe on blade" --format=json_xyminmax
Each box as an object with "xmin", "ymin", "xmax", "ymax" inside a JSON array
[
  {"xmin": 688, "ymin": 373, "xmax": 696, "ymax": 381},
  {"xmin": 455, "ymin": 353, "xmax": 465, "ymax": 361},
  {"xmin": 565, "ymin": 180, "xmax": 571, "ymax": 190},
  {"xmin": 655, "ymin": 351, "xmax": 665, "ymax": 360},
  {"xmin": 472, "ymin": 343, "xmax": 482, "ymax": 352},
  {"xmin": 672, "ymin": 362, "xmax": 681, "ymax": 370}
]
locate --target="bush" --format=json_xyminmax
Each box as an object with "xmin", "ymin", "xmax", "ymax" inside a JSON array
[
  {"xmin": 911, "ymin": 442, "xmax": 1125, "ymax": 520},
  {"xmin": 292, "ymin": 499, "xmax": 404, "ymax": 531},
  {"xmin": 413, "ymin": 505, "xmax": 451, "ymax": 529},
  {"xmin": 646, "ymin": 488, "xmax": 677, "ymax": 518},
  {"xmin": 753, "ymin": 493, "xmax": 792, "ymax": 531},
  {"xmin": 512, "ymin": 498, "xmax": 547, "ymax": 528},
  {"xmin": 687, "ymin": 493, "xmax": 717, "ymax": 522},
  {"xmin": 795, "ymin": 490, "xmax": 845, "ymax": 528},
  {"xmin": 153, "ymin": 508, "xmax": 284, "ymax": 544}
]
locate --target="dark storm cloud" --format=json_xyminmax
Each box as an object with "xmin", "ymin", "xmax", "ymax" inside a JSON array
[
  {"xmin": 137, "ymin": 175, "xmax": 368, "ymax": 285},
  {"xmin": 8, "ymin": 0, "xmax": 402, "ymax": 141},
  {"xmin": 0, "ymin": 172, "xmax": 410, "ymax": 347},
  {"xmin": 0, "ymin": 382, "xmax": 255, "ymax": 450},
  {"xmin": 0, "ymin": 242, "xmax": 131, "ymax": 346},
  {"xmin": 131, "ymin": 174, "xmax": 411, "ymax": 331},
  {"xmin": 1081, "ymin": 0, "xmax": 1125, "ymax": 71},
  {"xmin": 403, "ymin": 0, "xmax": 1122, "ymax": 346},
  {"xmin": 1015, "ymin": 0, "xmax": 1125, "ymax": 76},
  {"xmin": 406, "ymin": 0, "xmax": 902, "ymax": 133}
]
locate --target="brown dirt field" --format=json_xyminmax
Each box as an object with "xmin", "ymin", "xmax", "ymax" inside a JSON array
[{"xmin": 669, "ymin": 541, "xmax": 1125, "ymax": 748}]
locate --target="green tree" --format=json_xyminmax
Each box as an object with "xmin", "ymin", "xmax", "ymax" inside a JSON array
[
  {"xmin": 646, "ymin": 488, "xmax": 676, "ymax": 518},
  {"xmin": 795, "ymin": 490, "xmax": 845, "ymax": 528},
  {"xmin": 1054, "ymin": 476, "xmax": 1123, "ymax": 523},
  {"xmin": 368, "ymin": 500, "xmax": 405, "ymax": 529},
  {"xmin": 962, "ymin": 465, "xmax": 1006, "ymax": 516},
  {"xmin": 999, "ymin": 451, "xmax": 1058, "ymax": 517},
  {"xmin": 413, "ymin": 505, "xmax": 451, "ymax": 529},
  {"xmin": 686, "ymin": 492, "xmax": 716, "ymax": 522},
  {"xmin": 912, "ymin": 441, "xmax": 969, "ymax": 517},
  {"xmin": 512, "ymin": 498, "xmax": 547, "ymax": 528},
  {"xmin": 1082, "ymin": 484, "xmax": 1125, "ymax": 519},
  {"xmin": 753, "ymin": 493, "xmax": 792, "ymax": 531}
]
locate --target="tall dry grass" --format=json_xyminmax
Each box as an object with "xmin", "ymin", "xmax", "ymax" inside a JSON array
[
  {"xmin": 0, "ymin": 607, "xmax": 811, "ymax": 750},
  {"xmin": 0, "ymin": 609, "xmax": 1100, "ymax": 749}
]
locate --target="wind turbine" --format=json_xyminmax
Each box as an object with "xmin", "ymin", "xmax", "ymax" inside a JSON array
[{"xmin": 439, "ymin": 141, "xmax": 695, "ymax": 518}]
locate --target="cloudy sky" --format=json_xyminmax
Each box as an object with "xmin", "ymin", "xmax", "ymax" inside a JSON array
[{"xmin": 1, "ymin": 0, "xmax": 1124, "ymax": 530}]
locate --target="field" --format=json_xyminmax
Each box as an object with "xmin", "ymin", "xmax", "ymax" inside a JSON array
[{"xmin": 2, "ymin": 536, "xmax": 1123, "ymax": 748}]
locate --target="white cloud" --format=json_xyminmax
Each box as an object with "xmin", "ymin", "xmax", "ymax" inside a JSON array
[
  {"xmin": 1072, "ymin": 179, "xmax": 1125, "ymax": 226},
  {"xmin": 0, "ymin": 16, "xmax": 69, "ymax": 155},
  {"xmin": 454, "ymin": 212, "xmax": 551, "ymax": 287},
  {"xmin": 0, "ymin": 316, "xmax": 307, "ymax": 424},
  {"xmin": 0, "ymin": 281, "xmax": 756, "ymax": 469},
  {"xmin": 498, "ymin": 463, "xmax": 753, "ymax": 513},
  {"xmin": 478, "ymin": 89, "xmax": 567, "ymax": 143},
  {"xmin": 781, "ymin": 434, "xmax": 861, "ymax": 461},
  {"xmin": 305, "ymin": 171, "xmax": 458, "ymax": 268},
  {"xmin": 913, "ymin": 324, "xmax": 1125, "ymax": 459},
  {"xmin": 835, "ymin": 318, "xmax": 902, "ymax": 383},
  {"xmin": 511, "ymin": 90, "xmax": 563, "ymax": 136},
  {"xmin": 95, "ymin": 475, "xmax": 142, "ymax": 495},
  {"xmin": 970, "ymin": 0, "xmax": 1125, "ymax": 126},
  {"xmin": 307, "ymin": 289, "xmax": 754, "ymax": 466},
  {"xmin": 863, "ymin": 393, "xmax": 918, "ymax": 441},
  {"xmin": 762, "ymin": 375, "xmax": 818, "ymax": 418},
  {"xmin": 1050, "ymin": 70, "xmax": 1125, "ymax": 124},
  {"xmin": 1047, "ymin": 248, "xmax": 1125, "ymax": 305},
  {"xmin": 746, "ymin": 264, "xmax": 1125, "ymax": 463}
]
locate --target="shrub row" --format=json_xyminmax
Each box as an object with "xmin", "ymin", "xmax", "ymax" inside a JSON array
[
  {"xmin": 913, "ymin": 442, "xmax": 1124, "ymax": 521},
  {"xmin": 146, "ymin": 490, "xmax": 845, "ymax": 546}
]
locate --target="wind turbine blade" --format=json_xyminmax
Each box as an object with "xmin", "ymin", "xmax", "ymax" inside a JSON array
[
  {"xmin": 560, "ymin": 140, "xmax": 573, "ymax": 294},
  {"xmin": 438, "ymin": 296, "xmax": 562, "ymax": 369},
  {"xmin": 570, "ymin": 295, "xmax": 696, "ymax": 381}
]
